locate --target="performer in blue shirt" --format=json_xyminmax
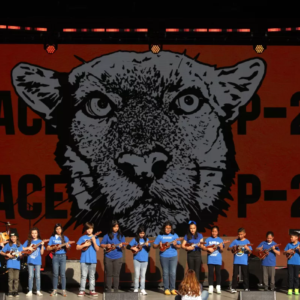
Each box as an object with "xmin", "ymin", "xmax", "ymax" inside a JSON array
[
  {"xmin": 202, "ymin": 226, "xmax": 224, "ymax": 294},
  {"xmin": 181, "ymin": 221, "xmax": 204, "ymax": 282},
  {"xmin": 100, "ymin": 220, "xmax": 126, "ymax": 293},
  {"xmin": 284, "ymin": 232, "xmax": 300, "ymax": 295},
  {"xmin": 76, "ymin": 222, "xmax": 100, "ymax": 297},
  {"xmin": 128, "ymin": 225, "xmax": 151, "ymax": 295},
  {"xmin": 153, "ymin": 221, "xmax": 181, "ymax": 296},
  {"xmin": 47, "ymin": 223, "xmax": 71, "ymax": 297},
  {"xmin": 228, "ymin": 228, "xmax": 252, "ymax": 293},
  {"xmin": 1, "ymin": 231, "xmax": 33, "ymax": 297},
  {"xmin": 23, "ymin": 227, "xmax": 46, "ymax": 297},
  {"xmin": 256, "ymin": 231, "xmax": 280, "ymax": 292}
]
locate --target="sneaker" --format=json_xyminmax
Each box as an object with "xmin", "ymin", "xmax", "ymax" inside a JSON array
[
  {"xmin": 8, "ymin": 293, "xmax": 13, "ymax": 298},
  {"xmin": 244, "ymin": 289, "xmax": 250, "ymax": 292},
  {"xmin": 62, "ymin": 290, "xmax": 67, "ymax": 297},
  {"xmin": 141, "ymin": 289, "xmax": 147, "ymax": 295},
  {"xmin": 231, "ymin": 289, "xmax": 237, "ymax": 293},
  {"xmin": 288, "ymin": 289, "xmax": 293, "ymax": 295},
  {"xmin": 50, "ymin": 290, "xmax": 57, "ymax": 297},
  {"xmin": 216, "ymin": 285, "xmax": 221, "ymax": 294},
  {"xmin": 14, "ymin": 293, "xmax": 19, "ymax": 297},
  {"xmin": 89, "ymin": 291, "xmax": 98, "ymax": 297},
  {"xmin": 295, "ymin": 289, "xmax": 299, "ymax": 295},
  {"xmin": 208, "ymin": 286, "xmax": 213, "ymax": 294},
  {"xmin": 78, "ymin": 291, "xmax": 85, "ymax": 297},
  {"xmin": 36, "ymin": 291, "xmax": 43, "ymax": 296},
  {"xmin": 26, "ymin": 291, "xmax": 33, "ymax": 297},
  {"xmin": 133, "ymin": 289, "xmax": 139, "ymax": 292},
  {"xmin": 171, "ymin": 290, "xmax": 177, "ymax": 295},
  {"xmin": 164, "ymin": 290, "xmax": 171, "ymax": 295}
]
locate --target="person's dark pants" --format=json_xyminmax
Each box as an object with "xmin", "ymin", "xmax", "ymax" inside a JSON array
[
  {"xmin": 288, "ymin": 264, "xmax": 300, "ymax": 289},
  {"xmin": 208, "ymin": 264, "xmax": 221, "ymax": 285},
  {"xmin": 104, "ymin": 257, "xmax": 123, "ymax": 292},
  {"xmin": 187, "ymin": 252, "xmax": 202, "ymax": 281},
  {"xmin": 160, "ymin": 256, "xmax": 177, "ymax": 291},
  {"xmin": 232, "ymin": 264, "xmax": 249, "ymax": 289},
  {"xmin": 8, "ymin": 268, "xmax": 19, "ymax": 293}
]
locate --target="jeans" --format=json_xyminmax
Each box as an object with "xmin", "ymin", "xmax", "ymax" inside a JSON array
[
  {"xmin": 263, "ymin": 266, "xmax": 275, "ymax": 290},
  {"xmin": 232, "ymin": 264, "xmax": 249, "ymax": 289},
  {"xmin": 80, "ymin": 263, "xmax": 96, "ymax": 291},
  {"xmin": 28, "ymin": 264, "xmax": 41, "ymax": 291},
  {"xmin": 208, "ymin": 264, "xmax": 221, "ymax": 285},
  {"xmin": 8, "ymin": 269, "xmax": 19, "ymax": 293},
  {"xmin": 133, "ymin": 260, "xmax": 148, "ymax": 290},
  {"xmin": 52, "ymin": 254, "xmax": 66, "ymax": 290},
  {"xmin": 160, "ymin": 256, "xmax": 177, "ymax": 291},
  {"xmin": 174, "ymin": 291, "xmax": 209, "ymax": 300},
  {"xmin": 288, "ymin": 264, "xmax": 300, "ymax": 289},
  {"xmin": 187, "ymin": 253, "xmax": 202, "ymax": 281},
  {"xmin": 104, "ymin": 257, "xmax": 123, "ymax": 292}
]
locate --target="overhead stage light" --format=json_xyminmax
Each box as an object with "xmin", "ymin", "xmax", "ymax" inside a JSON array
[
  {"xmin": 44, "ymin": 44, "xmax": 57, "ymax": 54},
  {"xmin": 150, "ymin": 44, "xmax": 162, "ymax": 54}
]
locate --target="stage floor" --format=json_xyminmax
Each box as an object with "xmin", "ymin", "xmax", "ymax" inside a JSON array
[{"xmin": 6, "ymin": 288, "xmax": 294, "ymax": 300}]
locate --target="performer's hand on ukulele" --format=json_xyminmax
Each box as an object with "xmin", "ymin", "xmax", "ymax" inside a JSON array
[
  {"xmin": 145, "ymin": 241, "xmax": 149, "ymax": 246},
  {"xmin": 186, "ymin": 246, "xmax": 194, "ymax": 251},
  {"xmin": 131, "ymin": 247, "xmax": 139, "ymax": 252},
  {"xmin": 91, "ymin": 236, "xmax": 96, "ymax": 243},
  {"xmin": 257, "ymin": 246, "xmax": 263, "ymax": 251},
  {"xmin": 159, "ymin": 242, "xmax": 162, "ymax": 248},
  {"xmin": 84, "ymin": 241, "xmax": 90, "ymax": 247},
  {"xmin": 7, "ymin": 254, "xmax": 14, "ymax": 259},
  {"xmin": 106, "ymin": 244, "xmax": 111, "ymax": 249},
  {"xmin": 207, "ymin": 248, "xmax": 214, "ymax": 253},
  {"xmin": 119, "ymin": 243, "xmax": 123, "ymax": 248},
  {"xmin": 271, "ymin": 245, "xmax": 276, "ymax": 251},
  {"xmin": 0, "ymin": 243, "xmax": 4, "ymax": 247},
  {"xmin": 172, "ymin": 241, "xmax": 177, "ymax": 247},
  {"xmin": 219, "ymin": 244, "xmax": 224, "ymax": 250},
  {"xmin": 244, "ymin": 245, "xmax": 250, "ymax": 251}
]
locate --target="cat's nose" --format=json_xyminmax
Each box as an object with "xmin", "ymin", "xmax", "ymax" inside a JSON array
[{"xmin": 116, "ymin": 151, "xmax": 169, "ymax": 186}]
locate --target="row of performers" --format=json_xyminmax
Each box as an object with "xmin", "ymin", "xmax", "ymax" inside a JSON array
[{"xmin": 0, "ymin": 220, "xmax": 298, "ymax": 297}]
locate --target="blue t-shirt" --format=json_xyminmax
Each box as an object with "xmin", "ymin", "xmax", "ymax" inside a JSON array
[
  {"xmin": 154, "ymin": 233, "xmax": 181, "ymax": 258},
  {"xmin": 129, "ymin": 238, "xmax": 150, "ymax": 262},
  {"xmin": 205, "ymin": 237, "xmax": 224, "ymax": 265},
  {"xmin": 229, "ymin": 239, "xmax": 252, "ymax": 265},
  {"xmin": 77, "ymin": 235, "xmax": 100, "ymax": 263},
  {"xmin": 284, "ymin": 242, "xmax": 300, "ymax": 265},
  {"xmin": 101, "ymin": 233, "xmax": 126, "ymax": 259},
  {"xmin": 48, "ymin": 235, "xmax": 70, "ymax": 254},
  {"xmin": 2, "ymin": 243, "xmax": 23, "ymax": 269},
  {"xmin": 257, "ymin": 241, "xmax": 279, "ymax": 267},
  {"xmin": 184, "ymin": 233, "xmax": 203, "ymax": 252},
  {"xmin": 23, "ymin": 239, "xmax": 43, "ymax": 265}
]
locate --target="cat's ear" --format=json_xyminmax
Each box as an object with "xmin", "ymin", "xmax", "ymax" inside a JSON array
[
  {"xmin": 211, "ymin": 58, "xmax": 266, "ymax": 122},
  {"xmin": 12, "ymin": 63, "xmax": 64, "ymax": 125}
]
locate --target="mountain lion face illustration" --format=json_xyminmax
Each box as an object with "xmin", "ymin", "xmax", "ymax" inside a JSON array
[{"xmin": 12, "ymin": 51, "xmax": 266, "ymax": 235}]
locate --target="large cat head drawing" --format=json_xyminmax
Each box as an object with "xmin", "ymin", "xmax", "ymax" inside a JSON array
[{"xmin": 12, "ymin": 51, "xmax": 266, "ymax": 235}]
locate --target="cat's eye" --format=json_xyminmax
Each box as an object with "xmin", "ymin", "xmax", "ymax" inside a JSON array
[
  {"xmin": 174, "ymin": 94, "xmax": 203, "ymax": 114},
  {"xmin": 85, "ymin": 97, "xmax": 112, "ymax": 117}
]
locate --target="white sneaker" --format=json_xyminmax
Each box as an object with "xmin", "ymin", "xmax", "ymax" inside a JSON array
[
  {"xmin": 216, "ymin": 285, "xmax": 221, "ymax": 294},
  {"xmin": 133, "ymin": 289, "xmax": 139, "ymax": 292},
  {"xmin": 141, "ymin": 289, "xmax": 147, "ymax": 295},
  {"xmin": 231, "ymin": 289, "xmax": 237, "ymax": 293},
  {"xmin": 36, "ymin": 291, "xmax": 43, "ymax": 296},
  {"xmin": 208, "ymin": 286, "xmax": 213, "ymax": 294},
  {"xmin": 26, "ymin": 291, "xmax": 33, "ymax": 297}
]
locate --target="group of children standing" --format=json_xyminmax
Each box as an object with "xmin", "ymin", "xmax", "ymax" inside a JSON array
[{"xmin": 0, "ymin": 221, "xmax": 299, "ymax": 297}]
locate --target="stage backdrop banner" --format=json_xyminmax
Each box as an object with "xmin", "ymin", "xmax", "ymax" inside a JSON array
[{"xmin": 0, "ymin": 45, "xmax": 299, "ymax": 283}]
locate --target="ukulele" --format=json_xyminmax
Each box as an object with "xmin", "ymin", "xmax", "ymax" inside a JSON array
[
  {"xmin": 257, "ymin": 244, "xmax": 281, "ymax": 260},
  {"xmin": 206, "ymin": 240, "xmax": 231, "ymax": 252},
  {"xmin": 5, "ymin": 250, "xmax": 27, "ymax": 260},
  {"xmin": 160, "ymin": 238, "xmax": 184, "ymax": 252},
  {"xmin": 230, "ymin": 244, "xmax": 253, "ymax": 254},
  {"xmin": 184, "ymin": 242, "xmax": 205, "ymax": 250},
  {"xmin": 48, "ymin": 241, "xmax": 75, "ymax": 253},
  {"xmin": 22, "ymin": 239, "xmax": 50, "ymax": 256},
  {"xmin": 286, "ymin": 244, "xmax": 300, "ymax": 259},
  {"xmin": 131, "ymin": 241, "xmax": 155, "ymax": 254},
  {"xmin": 80, "ymin": 231, "xmax": 102, "ymax": 251},
  {"xmin": 104, "ymin": 243, "xmax": 129, "ymax": 253}
]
